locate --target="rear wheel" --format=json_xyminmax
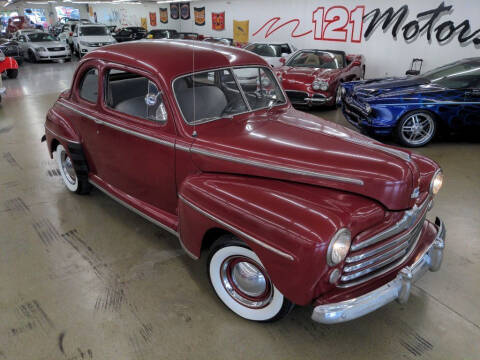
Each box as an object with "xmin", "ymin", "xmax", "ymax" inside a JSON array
[
  {"xmin": 207, "ymin": 235, "xmax": 294, "ymax": 322},
  {"xmin": 396, "ymin": 111, "xmax": 436, "ymax": 147},
  {"xmin": 6, "ymin": 69, "xmax": 18, "ymax": 79}
]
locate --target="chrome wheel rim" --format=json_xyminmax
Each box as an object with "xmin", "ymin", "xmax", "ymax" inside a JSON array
[
  {"xmin": 220, "ymin": 256, "xmax": 273, "ymax": 309},
  {"xmin": 61, "ymin": 151, "xmax": 76, "ymax": 185},
  {"xmin": 401, "ymin": 113, "xmax": 434, "ymax": 145}
]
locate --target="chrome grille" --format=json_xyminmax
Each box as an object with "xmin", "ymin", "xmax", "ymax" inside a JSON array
[
  {"xmin": 338, "ymin": 200, "xmax": 429, "ymax": 288},
  {"xmin": 48, "ymin": 47, "xmax": 66, "ymax": 51}
]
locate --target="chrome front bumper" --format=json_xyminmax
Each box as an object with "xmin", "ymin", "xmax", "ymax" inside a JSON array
[{"xmin": 312, "ymin": 217, "xmax": 446, "ymax": 324}]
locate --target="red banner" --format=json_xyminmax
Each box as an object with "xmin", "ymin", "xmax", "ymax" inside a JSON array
[
  {"xmin": 212, "ymin": 11, "xmax": 225, "ymax": 31},
  {"xmin": 149, "ymin": 12, "xmax": 157, "ymax": 27}
]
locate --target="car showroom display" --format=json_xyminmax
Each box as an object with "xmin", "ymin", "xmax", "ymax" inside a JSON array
[
  {"xmin": 342, "ymin": 58, "xmax": 480, "ymax": 147},
  {"xmin": 17, "ymin": 32, "xmax": 71, "ymax": 62},
  {"xmin": 275, "ymin": 50, "xmax": 365, "ymax": 107},
  {"xmin": 0, "ymin": 47, "xmax": 18, "ymax": 79},
  {"xmin": 0, "ymin": 37, "xmax": 22, "ymax": 65},
  {"xmin": 73, "ymin": 23, "xmax": 116, "ymax": 57},
  {"xmin": 113, "ymin": 26, "xmax": 147, "ymax": 42},
  {"xmin": 244, "ymin": 42, "xmax": 297, "ymax": 67},
  {"xmin": 42, "ymin": 41, "xmax": 446, "ymax": 324}
]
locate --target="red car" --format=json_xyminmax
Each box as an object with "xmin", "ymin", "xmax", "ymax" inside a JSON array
[
  {"xmin": 42, "ymin": 41, "xmax": 445, "ymax": 324},
  {"xmin": 275, "ymin": 49, "xmax": 365, "ymax": 107},
  {"xmin": 7, "ymin": 16, "xmax": 34, "ymax": 34}
]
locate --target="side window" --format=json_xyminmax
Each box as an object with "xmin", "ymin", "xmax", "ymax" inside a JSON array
[
  {"xmin": 105, "ymin": 70, "xmax": 167, "ymax": 123},
  {"xmin": 79, "ymin": 68, "xmax": 99, "ymax": 103}
]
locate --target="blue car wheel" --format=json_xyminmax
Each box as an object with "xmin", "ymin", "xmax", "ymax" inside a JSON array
[{"xmin": 396, "ymin": 110, "xmax": 436, "ymax": 147}]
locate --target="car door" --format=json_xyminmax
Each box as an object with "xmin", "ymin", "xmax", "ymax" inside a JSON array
[{"xmin": 92, "ymin": 64, "xmax": 178, "ymax": 215}]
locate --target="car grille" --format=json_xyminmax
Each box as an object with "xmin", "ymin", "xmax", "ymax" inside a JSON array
[
  {"xmin": 285, "ymin": 91, "xmax": 308, "ymax": 104},
  {"xmin": 338, "ymin": 199, "xmax": 430, "ymax": 288},
  {"xmin": 48, "ymin": 47, "xmax": 66, "ymax": 51}
]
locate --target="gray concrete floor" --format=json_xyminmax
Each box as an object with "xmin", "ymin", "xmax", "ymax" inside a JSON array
[{"xmin": 0, "ymin": 60, "xmax": 479, "ymax": 360}]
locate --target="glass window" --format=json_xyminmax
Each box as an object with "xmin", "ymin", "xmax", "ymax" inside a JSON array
[
  {"xmin": 246, "ymin": 44, "xmax": 284, "ymax": 57},
  {"xmin": 232, "ymin": 67, "xmax": 286, "ymax": 110},
  {"xmin": 287, "ymin": 51, "xmax": 345, "ymax": 69},
  {"xmin": 80, "ymin": 26, "xmax": 108, "ymax": 36},
  {"xmin": 79, "ymin": 68, "xmax": 98, "ymax": 103},
  {"xmin": 105, "ymin": 70, "xmax": 167, "ymax": 123},
  {"xmin": 422, "ymin": 60, "xmax": 480, "ymax": 89},
  {"xmin": 27, "ymin": 33, "xmax": 56, "ymax": 42},
  {"xmin": 173, "ymin": 69, "xmax": 248, "ymax": 124}
]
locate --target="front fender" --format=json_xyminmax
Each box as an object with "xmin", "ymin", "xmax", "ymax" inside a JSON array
[{"xmin": 178, "ymin": 174, "xmax": 384, "ymax": 305}]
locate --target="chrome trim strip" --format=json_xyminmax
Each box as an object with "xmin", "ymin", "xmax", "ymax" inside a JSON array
[
  {"xmin": 346, "ymin": 137, "xmax": 411, "ymax": 162},
  {"xmin": 58, "ymin": 101, "xmax": 175, "ymax": 148},
  {"xmin": 175, "ymin": 144, "xmax": 191, "ymax": 152},
  {"xmin": 344, "ymin": 241, "xmax": 410, "ymax": 272},
  {"xmin": 179, "ymin": 194, "xmax": 295, "ymax": 261},
  {"xmin": 44, "ymin": 125, "xmax": 81, "ymax": 144},
  {"xmin": 190, "ymin": 147, "xmax": 364, "ymax": 186},
  {"xmin": 351, "ymin": 197, "xmax": 429, "ymax": 251}
]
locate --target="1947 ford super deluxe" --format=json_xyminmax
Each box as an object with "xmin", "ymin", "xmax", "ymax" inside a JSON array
[{"xmin": 42, "ymin": 41, "xmax": 446, "ymax": 324}]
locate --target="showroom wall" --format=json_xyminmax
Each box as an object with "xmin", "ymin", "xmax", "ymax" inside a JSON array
[{"xmin": 90, "ymin": 0, "xmax": 480, "ymax": 77}]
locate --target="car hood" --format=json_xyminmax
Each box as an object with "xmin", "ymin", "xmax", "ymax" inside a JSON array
[
  {"xmin": 79, "ymin": 35, "xmax": 115, "ymax": 42},
  {"xmin": 190, "ymin": 107, "xmax": 420, "ymax": 210},
  {"xmin": 351, "ymin": 76, "xmax": 435, "ymax": 98},
  {"xmin": 279, "ymin": 66, "xmax": 342, "ymax": 83},
  {"xmin": 30, "ymin": 41, "xmax": 66, "ymax": 48}
]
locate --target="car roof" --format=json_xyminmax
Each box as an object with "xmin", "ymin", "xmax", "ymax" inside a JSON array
[
  {"xmin": 301, "ymin": 49, "xmax": 346, "ymax": 55},
  {"xmin": 83, "ymin": 40, "xmax": 269, "ymax": 83}
]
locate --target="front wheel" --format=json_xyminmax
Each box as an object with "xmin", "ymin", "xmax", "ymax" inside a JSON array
[
  {"xmin": 6, "ymin": 69, "xmax": 18, "ymax": 79},
  {"xmin": 55, "ymin": 144, "xmax": 91, "ymax": 194},
  {"xmin": 208, "ymin": 236, "xmax": 294, "ymax": 322},
  {"xmin": 396, "ymin": 111, "xmax": 436, "ymax": 147}
]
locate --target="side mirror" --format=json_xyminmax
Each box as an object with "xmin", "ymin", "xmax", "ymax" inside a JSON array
[{"xmin": 279, "ymin": 57, "xmax": 286, "ymax": 65}]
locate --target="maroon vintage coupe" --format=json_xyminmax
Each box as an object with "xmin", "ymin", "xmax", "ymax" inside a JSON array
[
  {"xmin": 42, "ymin": 40, "xmax": 445, "ymax": 324},
  {"xmin": 275, "ymin": 49, "xmax": 365, "ymax": 107}
]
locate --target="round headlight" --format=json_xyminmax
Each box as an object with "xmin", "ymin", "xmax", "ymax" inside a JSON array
[
  {"xmin": 312, "ymin": 80, "xmax": 329, "ymax": 91},
  {"xmin": 430, "ymin": 169, "xmax": 444, "ymax": 195},
  {"xmin": 327, "ymin": 228, "xmax": 352, "ymax": 266}
]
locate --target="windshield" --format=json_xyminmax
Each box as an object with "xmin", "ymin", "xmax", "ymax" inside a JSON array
[
  {"xmin": 286, "ymin": 51, "xmax": 344, "ymax": 68},
  {"xmin": 246, "ymin": 44, "xmax": 284, "ymax": 57},
  {"xmin": 80, "ymin": 26, "xmax": 108, "ymax": 36},
  {"xmin": 173, "ymin": 66, "xmax": 286, "ymax": 124},
  {"xmin": 28, "ymin": 33, "xmax": 56, "ymax": 42},
  {"xmin": 421, "ymin": 60, "xmax": 480, "ymax": 89}
]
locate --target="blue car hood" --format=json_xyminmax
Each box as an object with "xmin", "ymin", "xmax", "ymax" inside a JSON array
[{"xmin": 350, "ymin": 77, "xmax": 438, "ymax": 99}]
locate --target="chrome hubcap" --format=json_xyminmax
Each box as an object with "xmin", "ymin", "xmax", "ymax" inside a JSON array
[
  {"xmin": 401, "ymin": 113, "xmax": 434, "ymax": 145},
  {"xmin": 61, "ymin": 151, "xmax": 76, "ymax": 185},
  {"xmin": 220, "ymin": 256, "xmax": 273, "ymax": 308}
]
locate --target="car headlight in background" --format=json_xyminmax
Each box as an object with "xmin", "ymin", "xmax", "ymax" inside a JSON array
[
  {"xmin": 327, "ymin": 228, "xmax": 352, "ymax": 266},
  {"xmin": 430, "ymin": 169, "xmax": 444, "ymax": 195},
  {"xmin": 341, "ymin": 86, "xmax": 346, "ymax": 96},
  {"xmin": 79, "ymin": 41, "xmax": 90, "ymax": 46},
  {"xmin": 364, "ymin": 103, "xmax": 372, "ymax": 114},
  {"xmin": 35, "ymin": 47, "xmax": 47, "ymax": 52},
  {"xmin": 312, "ymin": 80, "xmax": 329, "ymax": 91}
]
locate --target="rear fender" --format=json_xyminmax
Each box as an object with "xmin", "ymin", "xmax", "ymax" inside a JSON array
[{"xmin": 178, "ymin": 174, "xmax": 384, "ymax": 305}]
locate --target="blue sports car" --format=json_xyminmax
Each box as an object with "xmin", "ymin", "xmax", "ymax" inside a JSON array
[{"xmin": 341, "ymin": 58, "xmax": 480, "ymax": 147}]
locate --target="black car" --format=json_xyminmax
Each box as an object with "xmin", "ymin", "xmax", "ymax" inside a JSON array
[
  {"xmin": 146, "ymin": 29, "xmax": 178, "ymax": 39},
  {"xmin": 0, "ymin": 38, "xmax": 22, "ymax": 65},
  {"xmin": 174, "ymin": 32, "xmax": 201, "ymax": 40},
  {"xmin": 113, "ymin": 27, "xmax": 147, "ymax": 42}
]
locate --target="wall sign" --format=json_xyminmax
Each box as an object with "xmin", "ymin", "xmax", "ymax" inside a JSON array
[
  {"xmin": 180, "ymin": 2, "xmax": 190, "ymax": 20},
  {"xmin": 194, "ymin": 7, "xmax": 205, "ymax": 26},
  {"xmin": 149, "ymin": 12, "xmax": 157, "ymax": 27},
  {"xmin": 234, "ymin": 20, "xmax": 249, "ymax": 44},
  {"xmin": 212, "ymin": 12, "xmax": 225, "ymax": 31},
  {"xmin": 160, "ymin": 8, "xmax": 168, "ymax": 24},
  {"xmin": 253, "ymin": 1, "xmax": 480, "ymax": 46},
  {"xmin": 170, "ymin": 3, "xmax": 179, "ymax": 20}
]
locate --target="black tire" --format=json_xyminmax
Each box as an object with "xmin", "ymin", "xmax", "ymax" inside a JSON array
[
  {"xmin": 6, "ymin": 69, "xmax": 18, "ymax": 79},
  {"xmin": 207, "ymin": 234, "xmax": 294, "ymax": 322},
  {"xmin": 396, "ymin": 110, "xmax": 437, "ymax": 147},
  {"xmin": 28, "ymin": 50, "xmax": 37, "ymax": 63}
]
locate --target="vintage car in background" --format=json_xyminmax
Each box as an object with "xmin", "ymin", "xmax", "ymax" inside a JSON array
[
  {"xmin": 6, "ymin": 16, "xmax": 34, "ymax": 34},
  {"xmin": 275, "ymin": 50, "xmax": 365, "ymax": 107},
  {"xmin": 244, "ymin": 42, "xmax": 297, "ymax": 67},
  {"xmin": 342, "ymin": 58, "xmax": 480, "ymax": 147},
  {"xmin": 113, "ymin": 27, "xmax": 147, "ymax": 42},
  {"xmin": 203, "ymin": 37, "xmax": 234, "ymax": 46},
  {"xmin": 72, "ymin": 24, "xmax": 116, "ymax": 57},
  {"xmin": 0, "ymin": 38, "xmax": 23, "ymax": 65},
  {"xmin": 0, "ymin": 48, "xmax": 18, "ymax": 79},
  {"xmin": 145, "ymin": 29, "xmax": 178, "ymax": 39},
  {"xmin": 17, "ymin": 32, "xmax": 71, "ymax": 62},
  {"xmin": 42, "ymin": 41, "xmax": 446, "ymax": 324}
]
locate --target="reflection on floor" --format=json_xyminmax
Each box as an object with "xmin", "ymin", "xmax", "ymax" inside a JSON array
[{"xmin": 0, "ymin": 59, "xmax": 479, "ymax": 359}]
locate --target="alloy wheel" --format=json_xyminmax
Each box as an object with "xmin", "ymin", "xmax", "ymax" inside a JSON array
[{"xmin": 400, "ymin": 112, "xmax": 435, "ymax": 146}]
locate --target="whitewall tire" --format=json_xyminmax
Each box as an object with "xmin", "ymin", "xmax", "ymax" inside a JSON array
[
  {"xmin": 55, "ymin": 144, "xmax": 79, "ymax": 192},
  {"xmin": 208, "ymin": 236, "xmax": 294, "ymax": 322}
]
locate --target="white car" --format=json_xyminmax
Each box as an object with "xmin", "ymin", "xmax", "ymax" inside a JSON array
[
  {"xmin": 17, "ymin": 32, "xmax": 71, "ymax": 62},
  {"xmin": 72, "ymin": 24, "xmax": 116, "ymax": 57},
  {"xmin": 244, "ymin": 43, "xmax": 297, "ymax": 67}
]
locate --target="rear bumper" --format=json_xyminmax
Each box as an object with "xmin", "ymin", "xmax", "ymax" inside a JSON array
[{"xmin": 311, "ymin": 217, "xmax": 445, "ymax": 324}]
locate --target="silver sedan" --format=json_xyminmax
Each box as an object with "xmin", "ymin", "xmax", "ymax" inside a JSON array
[{"xmin": 17, "ymin": 32, "xmax": 71, "ymax": 62}]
